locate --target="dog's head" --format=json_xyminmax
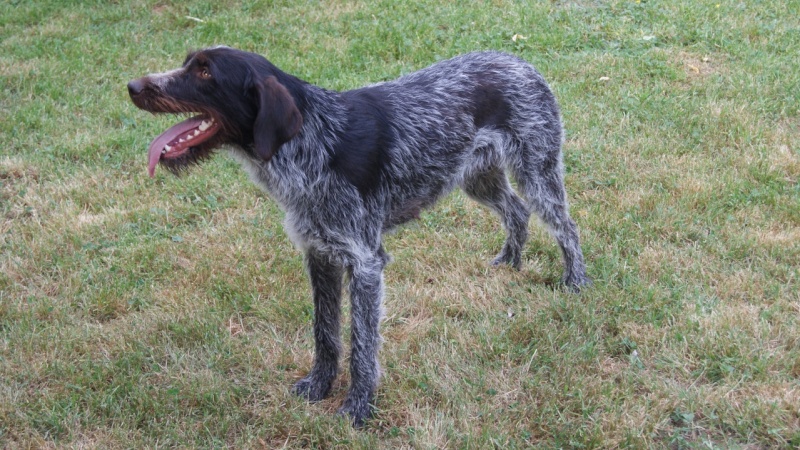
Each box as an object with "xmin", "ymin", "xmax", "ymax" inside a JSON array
[{"xmin": 127, "ymin": 46, "xmax": 303, "ymax": 177}]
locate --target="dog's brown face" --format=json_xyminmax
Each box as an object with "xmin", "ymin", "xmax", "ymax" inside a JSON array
[{"xmin": 128, "ymin": 47, "xmax": 302, "ymax": 177}]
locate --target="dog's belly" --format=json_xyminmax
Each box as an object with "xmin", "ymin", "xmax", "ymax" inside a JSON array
[{"xmin": 382, "ymin": 174, "xmax": 461, "ymax": 231}]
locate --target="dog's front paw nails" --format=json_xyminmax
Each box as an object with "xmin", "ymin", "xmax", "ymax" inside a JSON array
[
  {"xmin": 337, "ymin": 396, "xmax": 374, "ymax": 428},
  {"xmin": 292, "ymin": 375, "xmax": 332, "ymax": 402}
]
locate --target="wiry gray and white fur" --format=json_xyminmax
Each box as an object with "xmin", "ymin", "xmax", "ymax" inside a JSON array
[{"xmin": 128, "ymin": 46, "xmax": 591, "ymax": 427}]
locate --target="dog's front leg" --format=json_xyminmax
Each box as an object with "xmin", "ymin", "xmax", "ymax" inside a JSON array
[
  {"xmin": 338, "ymin": 255, "xmax": 384, "ymax": 427},
  {"xmin": 293, "ymin": 249, "xmax": 344, "ymax": 401}
]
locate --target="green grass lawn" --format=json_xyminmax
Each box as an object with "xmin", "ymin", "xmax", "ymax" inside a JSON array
[{"xmin": 2, "ymin": 0, "xmax": 799, "ymax": 447}]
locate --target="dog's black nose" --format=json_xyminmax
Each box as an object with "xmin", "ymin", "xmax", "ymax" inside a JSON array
[{"xmin": 127, "ymin": 79, "xmax": 146, "ymax": 97}]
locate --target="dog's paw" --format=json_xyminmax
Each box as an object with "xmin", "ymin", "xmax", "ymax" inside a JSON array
[
  {"xmin": 490, "ymin": 248, "xmax": 521, "ymax": 270},
  {"xmin": 292, "ymin": 375, "xmax": 333, "ymax": 402},
  {"xmin": 337, "ymin": 395, "xmax": 374, "ymax": 428},
  {"xmin": 563, "ymin": 272, "xmax": 592, "ymax": 293}
]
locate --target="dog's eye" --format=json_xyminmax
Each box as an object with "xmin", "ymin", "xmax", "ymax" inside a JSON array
[{"xmin": 199, "ymin": 68, "xmax": 212, "ymax": 79}]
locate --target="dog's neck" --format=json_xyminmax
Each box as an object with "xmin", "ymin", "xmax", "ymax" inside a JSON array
[{"xmin": 231, "ymin": 84, "xmax": 349, "ymax": 204}]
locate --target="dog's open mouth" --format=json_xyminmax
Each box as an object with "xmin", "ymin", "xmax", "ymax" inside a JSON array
[{"xmin": 147, "ymin": 115, "xmax": 221, "ymax": 177}]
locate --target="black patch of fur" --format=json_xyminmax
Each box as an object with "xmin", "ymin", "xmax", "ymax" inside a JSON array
[{"xmin": 329, "ymin": 87, "xmax": 395, "ymax": 196}]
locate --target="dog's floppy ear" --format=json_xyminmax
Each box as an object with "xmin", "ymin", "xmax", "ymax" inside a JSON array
[{"xmin": 253, "ymin": 76, "xmax": 303, "ymax": 162}]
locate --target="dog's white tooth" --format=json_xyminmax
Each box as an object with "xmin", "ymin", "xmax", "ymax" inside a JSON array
[
  {"xmin": 193, "ymin": 130, "xmax": 200, "ymax": 137},
  {"xmin": 179, "ymin": 138, "xmax": 186, "ymax": 143},
  {"xmin": 164, "ymin": 144, "xmax": 172, "ymax": 151},
  {"xmin": 199, "ymin": 120, "xmax": 210, "ymax": 131}
]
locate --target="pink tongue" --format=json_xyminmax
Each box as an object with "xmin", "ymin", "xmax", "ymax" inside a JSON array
[{"xmin": 147, "ymin": 116, "xmax": 205, "ymax": 177}]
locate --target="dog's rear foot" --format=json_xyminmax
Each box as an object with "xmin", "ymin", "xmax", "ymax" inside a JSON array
[
  {"xmin": 563, "ymin": 271, "xmax": 592, "ymax": 293},
  {"xmin": 490, "ymin": 247, "xmax": 522, "ymax": 270}
]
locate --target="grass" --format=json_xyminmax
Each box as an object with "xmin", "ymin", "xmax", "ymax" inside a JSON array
[{"xmin": 1, "ymin": 0, "xmax": 799, "ymax": 447}]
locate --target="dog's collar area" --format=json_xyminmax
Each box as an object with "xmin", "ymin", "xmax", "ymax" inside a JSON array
[{"xmin": 147, "ymin": 116, "xmax": 220, "ymax": 177}]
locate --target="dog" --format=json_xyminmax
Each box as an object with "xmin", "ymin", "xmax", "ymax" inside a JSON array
[{"xmin": 128, "ymin": 46, "xmax": 590, "ymax": 426}]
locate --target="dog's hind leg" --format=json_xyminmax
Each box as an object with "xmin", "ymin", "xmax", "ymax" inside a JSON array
[
  {"xmin": 293, "ymin": 249, "xmax": 344, "ymax": 401},
  {"xmin": 515, "ymin": 147, "xmax": 591, "ymax": 292},
  {"xmin": 338, "ymin": 253, "xmax": 384, "ymax": 427},
  {"xmin": 462, "ymin": 164, "xmax": 531, "ymax": 270}
]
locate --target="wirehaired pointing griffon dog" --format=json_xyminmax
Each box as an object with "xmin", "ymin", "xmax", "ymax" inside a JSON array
[{"xmin": 128, "ymin": 46, "xmax": 590, "ymax": 426}]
